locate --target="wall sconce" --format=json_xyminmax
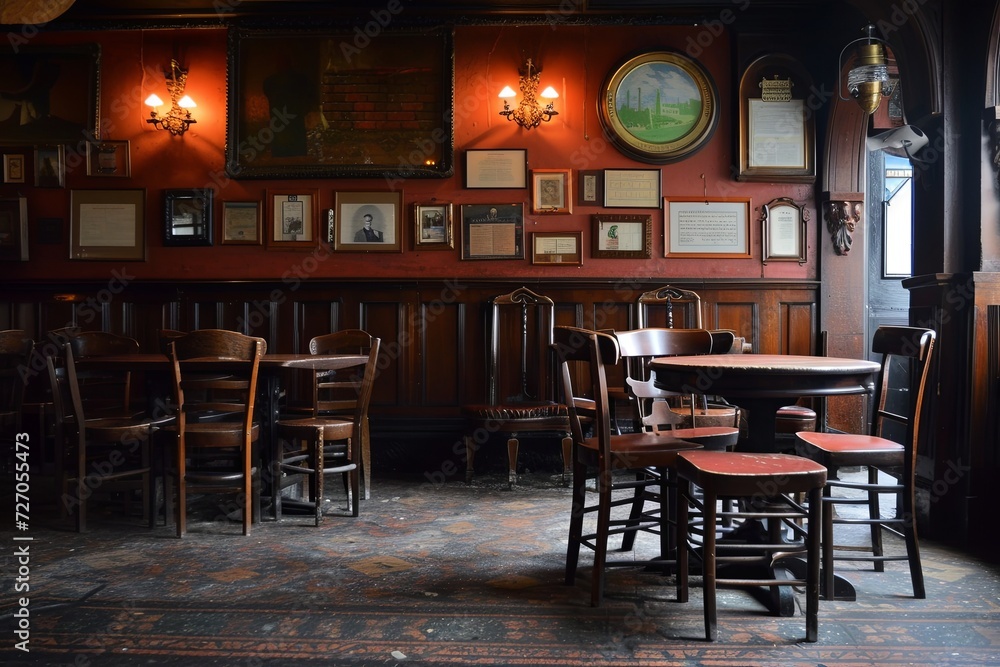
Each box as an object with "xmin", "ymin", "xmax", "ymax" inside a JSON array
[
  {"xmin": 145, "ymin": 59, "xmax": 197, "ymax": 136},
  {"xmin": 838, "ymin": 24, "xmax": 895, "ymax": 115},
  {"xmin": 498, "ymin": 58, "xmax": 559, "ymax": 130}
]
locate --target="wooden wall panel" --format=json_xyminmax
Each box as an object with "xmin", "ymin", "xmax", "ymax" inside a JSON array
[{"xmin": 2, "ymin": 278, "xmax": 820, "ymax": 436}]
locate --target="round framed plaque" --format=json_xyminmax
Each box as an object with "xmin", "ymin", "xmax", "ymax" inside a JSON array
[{"xmin": 598, "ymin": 51, "xmax": 719, "ymax": 164}]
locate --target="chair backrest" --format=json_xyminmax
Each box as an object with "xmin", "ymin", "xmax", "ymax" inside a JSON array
[
  {"xmin": 486, "ymin": 287, "xmax": 557, "ymax": 406},
  {"xmin": 552, "ymin": 326, "xmax": 621, "ymax": 451},
  {"xmin": 66, "ymin": 331, "xmax": 141, "ymax": 417},
  {"xmin": 868, "ymin": 327, "xmax": 936, "ymax": 468},
  {"xmin": 0, "ymin": 330, "xmax": 33, "ymax": 432},
  {"xmin": 46, "ymin": 344, "xmax": 89, "ymax": 452},
  {"xmin": 614, "ymin": 328, "xmax": 715, "ymax": 429},
  {"xmin": 636, "ymin": 286, "xmax": 703, "ymax": 329},
  {"xmin": 307, "ymin": 329, "xmax": 381, "ymax": 426},
  {"xmin": 168, "ymin": 329, "xmax": 266, "ymax": 445}
]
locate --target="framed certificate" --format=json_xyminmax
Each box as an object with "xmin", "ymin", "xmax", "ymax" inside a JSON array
[
  {"xmin": 592, "ymin": 213, "xmax": 652, "ymax": 259},
  {"xmin": 604, "ymin": 169, "xmax": 661, "ymax": 208},
  {"xmin": 532, "ymin": 231, "xmax": 582, "ymax": 265},
  {"xmin": 464, "ymin": 149, "xmax": 527, "ymax": 189},
  {"xmin": 762, "ymin": 197, "xmax": 807, "ymax": 264},
  {"xmin": 460, "ymin": 204, "xmax": 524, "ymax": 260},
  {"xmin": 665, "ymin": 197, "xmax": 752, "ymax": 258}
]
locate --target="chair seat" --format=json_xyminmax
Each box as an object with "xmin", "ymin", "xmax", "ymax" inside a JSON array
[
  {"xmin": 278, "ymin": 416, "xmax": 354, "ymax": 442},
  {"xmin": 84, "ymin": 416, "xmax": 161, "ymax": 441},
  {"xmin": 795, "ymin": 430, "xmax": 904, "ymax": 467},
  {"xmin": 579, "ymin": 431, "xmax": 702, "ymax": 468},
  {"xmin": 462, "ymin": 401, "xmax": 567, "ymax": 422},
  {"xmin": 167, "ymin": 421, "xmax": 260, "ymax": 448},
  {"xmin": 776, "ymin": 405, "xmax": 817, "ymax": 433},
  {"xmin": 677, "ymin": 450, "xmax": 827, "ymax": 496},
  {"xmin": 670, "ymin": 426, "xmax": 740, "ymax": 451}
]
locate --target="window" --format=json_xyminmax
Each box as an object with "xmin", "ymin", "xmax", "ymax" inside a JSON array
[{"xmin": 882, "ymin": 154, "xmax": 913, "ymax": 278}]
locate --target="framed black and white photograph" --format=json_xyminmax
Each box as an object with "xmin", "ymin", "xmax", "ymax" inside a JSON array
[
  {"xmin": 333, "ymin": 191, "xmax": 403, "ymax": 253},
  {"xmin": 460, "ymin": 203, "xmax": 524, "ymax": 260},
  {"xmin": 531, "ymin": 169, "xmax": 572, "ymax": 214},
  {"xmin": 268, "ymin": 189, "xmax": 318, "ymax": 249},
  {"xmin": 163, "ymin": 189, "xmax": 214, "ymax": 247},
  {"xmin": 414, "ymin": 202, "xmax": 454, "ymax": 249}
]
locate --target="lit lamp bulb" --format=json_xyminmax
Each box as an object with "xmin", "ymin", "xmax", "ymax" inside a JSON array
[
  {"xmin": 178, "ymin": 95, "xmax": 196, "ymax": 110},
  {"xmin": 144, "ymin": 93, "xmax": 164, "ymax": 109},
  {"xmin": 540, "ymin": 86, "xmax": 559, "ymax": 101}
]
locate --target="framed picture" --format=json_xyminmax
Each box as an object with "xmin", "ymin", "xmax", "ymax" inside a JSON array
[
  {"xmin": 762, "ymin": 197, "xmax": 807, "ymax": 264},
  {"xmin": 0, "ymin": 45, "xmax": 99, "ymax": 144},
  {"xmin": 34, "ymin": 145, "xmax": 65, "ymax": 188},
  {"xmin": 664, "ymin": 197, "xmax": 752, "ymax": 258},
  {"xmin": 0, "ymin": 196, "xmax": 29, "ymax": 261},
  {"xmin": 226, "ymin": 27, "xmax": 453, "ymax": 180},
  {"xmin": 532, "ymin": 231, "xmax": 582, "ymax": 266},
  {"xmin": 592, "ymin": 213, "xmax": 652, "ymax": 259},
  {"xmin": 604, "ymin": 169, "xmax": 661, "ymax": 208},
  {"xmin": 460, "ymin": 203, "xmax": 524, "ymax": 260},
  {"xmin": 598, "ymin": 50, "xmax": 719, "ymax": 164},
  {"xmin": 220, "ymin": 201, "xmax": 261, "ymax": 245},
  {"xmin": 530, "ymin": 169, "xmax": 572, "ymax": 214},
  {"xmin": 578, "ymin": 169, "xmax": 603, "ymax": 206},
  {"xmin": 464, "ymin": 149, "xmax": 527, "ymax": 189},
  {"xmin": 414, "ymin": 202, "xmax": 454, "ymax": 249},
  {"xmin": 268, "ymin": 189, "xmax": 318, "ymax": 249},
  {"xmin": 86, "ymin": 140, "xmax": 130, "ymax": 177},
  {"xmin": 3, "ymin": 155, "xmax": 25, "ymax": 184},
  {"xmin": 332, "ymin": 191, "xmax": 403, "ymax": 253},
  {"xmin": 736, "ymin": 53, "xmax": 816, "ymax": 183},
  {"xmin": 69, "ymin": 189, "xmax": 146, "ymax": 261},
  {"xmin": 163, "ymin": 189, "xmax": 214, "ymax": 247}
]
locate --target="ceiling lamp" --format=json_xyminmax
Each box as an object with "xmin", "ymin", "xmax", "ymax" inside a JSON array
[
  {"xmin": 145, "ymin": 59, "xmax": 197, "ymax": 136},
  {"xmin": 839, "ymin": 24, "xmax": 895, "ymax": 115},
  {"xmin": 499, "ymin": 58, "xmax": 559, "ymax": 130}
]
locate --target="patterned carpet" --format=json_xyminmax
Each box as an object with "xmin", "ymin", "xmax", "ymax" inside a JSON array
[{"xmin": 2, "ymin": 471, "xmax": 999, "ymax": 666}]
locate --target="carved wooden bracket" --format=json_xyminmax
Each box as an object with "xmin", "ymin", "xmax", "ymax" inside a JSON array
[{"xmin": 822, "ymin": 195, "xmax": 863, "ymax": 255}]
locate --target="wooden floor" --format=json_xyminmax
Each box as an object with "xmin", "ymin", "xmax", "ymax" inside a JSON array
[{"xmin": 2, "ymin": 469, "xmax": 998, "ymax": 666}]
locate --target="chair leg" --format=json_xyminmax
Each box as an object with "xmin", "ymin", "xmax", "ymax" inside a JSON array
[
  {"xmin": 565, "ymin": 458, "xmax": 586, "ymax": 587},
  {"xmin": 868, "ymin": 466, "xmax": 884, "ymax": 571},
  {"xmin": 361, "ymin": 417, "xmax": 371, "ymax": 500},
  {"xmin": 591, "ymin": 468, "xmax": 612, "ymax": 607},
  {"xmin": 464, "ymin": 435, "xmax": 475, "ymax": 484},
  {"xmin": 806, "ymin": 486, "xmax": 821, "ymax": 642},
  {"xmin": 506, "ymin": 437, "xmax": 519, "ymax": 486},
  {"xmin": 676, "ymin": 478, "xmax": 690, "ymax": 604},
  {"xmin": 902, "ymin": 480, "xmax": 926, "ymax": 598},
  {"xmin": 822, "ymin": 487, "xmax": 834, "ymax": 600},
  {"xmin": 560, "ymin": 436, "xmax": 572, "ymax": 485},
  {"xmin": 314, "ymin": 431, "xmax": 324, "ymax": 526},
  {"xmin": 702, "ymin": 489, "xmax": 718, "ymax": 641},
  {"xmin": 620, "ymin": 470, "xmax": 649, "ymax": 552}
]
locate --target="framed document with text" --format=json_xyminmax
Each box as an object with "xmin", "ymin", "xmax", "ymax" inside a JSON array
[{"xmin": 665, "ymin": 197, "xmax": 751, "ymax": 258}]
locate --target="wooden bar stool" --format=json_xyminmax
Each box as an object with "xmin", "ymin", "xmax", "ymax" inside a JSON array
[{"xmin": 675, "ymin": 450, "xmax": 827, "ymax": 642}]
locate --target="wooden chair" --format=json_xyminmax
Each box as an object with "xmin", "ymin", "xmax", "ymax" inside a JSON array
[
  {"xmin": 166, "ymin": 329, "xmax": 266, "ymax": 537},
  {"xmin": 47, "ymin": 343, "xmax": 160, "ymax": 532},
  {"xmin": 635, "ymin": 287, "xmax": 741, "ymax": 429},
  {"xmin": 794, "ymin": 326, "xmax": 936, "ymax": 599},
  {"xmin": 67, "ymin": 331, "xmax": 146, "ymax": 419},
  {"xmin": 675, "ymin": 449, "xmax": 827, "ymax": 642},
  {"xmin": 553, "ymin": 326, "xmax": 702, "ymax": 607},
  {"xmin": 274, "ymin": 330, "xmax": 380, "ymax": 524},
  {"xmin": 462, "ymin": 287, "xmax": 571, "ymax": 486}
]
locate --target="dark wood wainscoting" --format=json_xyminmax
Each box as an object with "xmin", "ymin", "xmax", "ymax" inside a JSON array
[{"xmin": 3, "ymin": 278, "xmax": 819, "ymax": 472}]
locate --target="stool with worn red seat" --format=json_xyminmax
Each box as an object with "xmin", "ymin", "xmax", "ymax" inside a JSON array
[{"xmin": 675, "ymin": 450, "xmax": 827, "ymax": 642}]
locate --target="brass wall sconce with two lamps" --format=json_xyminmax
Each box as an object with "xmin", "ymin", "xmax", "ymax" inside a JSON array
[
  {"xmin": 498, "ymin": 58, "xmax": 559, "ymax": 130},
  {"xmin": 838, "ymin": 24, "xmax": 895, "ymax": 114},
  {"xmin": 144, "ymin": 59, "xmax": 197, "ymax": 136}
]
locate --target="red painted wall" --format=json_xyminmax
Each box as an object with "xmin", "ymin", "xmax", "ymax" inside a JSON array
[{"xmin": 0, "ymin": 25, "xmax": 817, "ymax": 282}]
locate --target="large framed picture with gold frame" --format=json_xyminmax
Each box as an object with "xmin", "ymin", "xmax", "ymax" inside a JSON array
[
  {"xmin": 598, "ymin": 50, "xmax": 719, "ymax": 164},
  {"xmin": 736, "ymin": 53, "xmax": 816, "ymax": 183}
]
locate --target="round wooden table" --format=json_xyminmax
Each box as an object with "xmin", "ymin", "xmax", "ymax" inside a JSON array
[{"xmin": 649, "ymin": 354, "xmax": 880, "ymax": 453}]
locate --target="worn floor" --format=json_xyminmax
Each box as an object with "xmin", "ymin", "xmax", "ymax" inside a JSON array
[{"xmin": 2, "ymin": 470, "xmax": 999, "ymax": 667}]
